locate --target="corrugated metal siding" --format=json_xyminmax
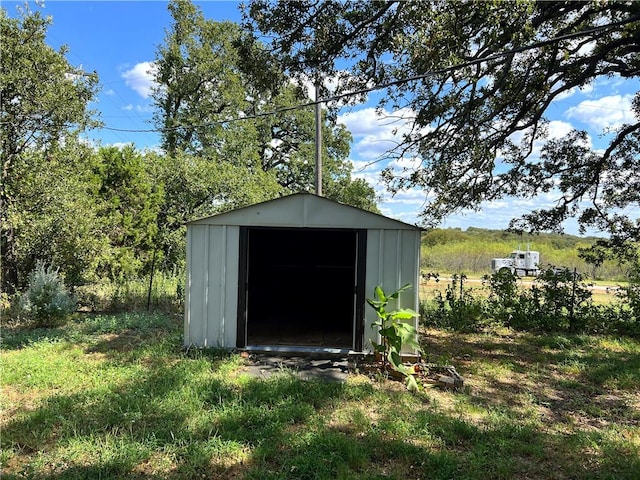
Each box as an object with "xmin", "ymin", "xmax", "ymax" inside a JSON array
[
  {"xmin": 364, "ymin": 229, "xmax": 420, "ymax": 353},
  {"xmin": 184, "ymin": 224, "xmax": 239, "ymax": 348},
  {"xmin": 223, "ymin": 227, "xmax": 239, "ymax": 347}
]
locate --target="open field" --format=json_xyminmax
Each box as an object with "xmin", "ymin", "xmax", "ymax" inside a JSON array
[
  {"xmin": 420, "ymin": 228, "xmax": 631, "ymax": 282},
  {"xmin": 2, "ymin": 313, "xmax": 639, "ymax": 479}
]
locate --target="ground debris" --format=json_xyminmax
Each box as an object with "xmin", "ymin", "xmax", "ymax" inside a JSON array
[
  {"xmin": 360, "ymin": 359, "xmax": 465, "ymax": 392},
  {"xmin": 423, "ymin": 364, "xmax": 465, "ymax": 391}
]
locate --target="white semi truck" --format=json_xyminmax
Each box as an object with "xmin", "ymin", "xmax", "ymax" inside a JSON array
[{"xmin": 491, "ymin": 249, "xmax": 541, "ymax": 276}]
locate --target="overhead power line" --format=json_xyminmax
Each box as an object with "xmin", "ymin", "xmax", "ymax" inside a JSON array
[{"xmin": 96, "ymin": 15, "xmax": 639, "ymax": 134}]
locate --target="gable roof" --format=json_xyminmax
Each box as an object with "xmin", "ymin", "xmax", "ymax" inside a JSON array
[{"xmin": 187, "ymin": 193, "xmax": 420, "ymax": 230}]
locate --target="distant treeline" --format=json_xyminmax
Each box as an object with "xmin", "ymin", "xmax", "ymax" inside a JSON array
[{"xmin": 421, "ymin": 228, "xmax": 630, "ymax": 281}]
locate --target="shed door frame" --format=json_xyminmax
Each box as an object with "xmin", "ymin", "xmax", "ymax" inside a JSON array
[{"xmin": 236, "ymin": 226, "xmax": 367, "ymax": 351}]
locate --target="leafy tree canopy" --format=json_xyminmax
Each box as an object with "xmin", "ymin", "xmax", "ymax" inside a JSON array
[
  {"xmin": 153, "ymin": 0, "xmax": 378, "ymax": 212},
  {"xmin": 245, "ymin": 0, "xmax": 640, "ymax": 259},
  {"xmin": 92, "ymin": 145, "xmax": 163, "ymax": 280},
  {"xmin": 1, "ymin": 6, "xmax": 100, "ymax": 291}
]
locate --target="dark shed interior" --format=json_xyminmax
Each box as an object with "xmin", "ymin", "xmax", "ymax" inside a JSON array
[{"xmin": 244, "ymin": 228, "xmax": 359, "ymax": 349}]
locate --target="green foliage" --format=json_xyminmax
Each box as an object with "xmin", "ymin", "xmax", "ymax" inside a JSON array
[
  {"xmin": 93, "ymin": 145, "xmax": 163, "ymax": 280},
  {"xmin": 148, "ymin": 150, "xmax": 283, "ymax": 274},
  {"xmin": 154, "ymin": 0, "xmax": 377, "ymax": 208},
  {"xmin": 246, "ymin": 1, "xmax": 640, "ymax": 259},
  {"xmin": 423, "ymin": 274, "xmax": 486, "ymax": 332},
  {"xmin": 1, "ymin": 6, "xmax": 100, "ymax": 292},
  {"xmin": 483, "ymin": 270, "xmax": 536, "ymax": 330},
  {"xmin": 611, "ymin": 261, "xmax": 640, "ymax": 336},
  {"xmin": 3, "ymin": 143, "xmax": 108, "ymax": 289},
  {"xmin": 324, "ymin": 175, "xmax": 379, "ymax": 213},
  {"xmin": 422, "ymin": 270, "xmax": 639, "ymax": 337},
  {"xmin": 74, "ymin": 274, "xmax": 183, "ymax": 314},
  {"xmin": 367, "ymin": 284, "xmax": 421, "ymax": 390},
  {"xmin": 531, "ymin": 268, "xmax": 593, "ymax": 332},
  {"xmin": 18, "ymin": 262, "xmax": 76, "ymax": 328}
]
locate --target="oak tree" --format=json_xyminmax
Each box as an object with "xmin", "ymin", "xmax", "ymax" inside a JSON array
[
  {"xmin": 245, "ymin": 0, "xmax": 640, "ymax": 257},
  {"xmin": 153, "ymin": 0, "xmax": 378, "ymax": 211}
]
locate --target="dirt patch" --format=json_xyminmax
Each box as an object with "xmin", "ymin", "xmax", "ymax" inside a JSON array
[{"xmin": 0, "ymin": 384, "xmax": 48, "ymax": 424}]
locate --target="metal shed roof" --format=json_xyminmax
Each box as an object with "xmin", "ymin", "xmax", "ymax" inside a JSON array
[{"xmin": 187, "ymin": 193, "xmax": 421, "ymax": 230}]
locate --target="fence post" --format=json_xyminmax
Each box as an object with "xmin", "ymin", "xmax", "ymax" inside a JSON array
[{"xmin": 569, "ymin": 267, "xmax": 577, "ymax": 331}]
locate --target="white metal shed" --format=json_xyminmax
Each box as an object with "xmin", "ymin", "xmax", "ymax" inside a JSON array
[{"xmin": 184, "ymin": 193, "xmax": 421, "ymax": 354}]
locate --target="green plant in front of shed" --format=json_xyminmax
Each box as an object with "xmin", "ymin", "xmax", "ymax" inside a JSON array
[{"xmin": 367, "ymin": 283, "xmax": 422, "ymax": 391}]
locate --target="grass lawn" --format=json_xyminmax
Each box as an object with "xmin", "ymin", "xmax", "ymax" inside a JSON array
[{"xmin": 2, "ymin": 313, "xmax": 639, "ymax": 479}]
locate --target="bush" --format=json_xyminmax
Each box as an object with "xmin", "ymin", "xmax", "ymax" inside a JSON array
[
  {"xmin": 618, "ymin": 262, "xmax": 640, "ymax": 319},
  {"xmin": 421, "ymin": 274, "xmax": 486, "ymax": 331},
  {"xmin": 19, "ymin": 262, "xmax": 76, "ymax": 328},
  {"xmin": 420, "ymin": 270, "xmax": 638, "ymax": 337}
]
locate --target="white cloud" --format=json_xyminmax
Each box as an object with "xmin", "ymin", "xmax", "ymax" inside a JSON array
[
  {"xmin": 121, "ymin": 61, "xmax": 157, "ymax": 98},
  {"xmin": 553, "ymin": 81, "xmax": 595, "ymax": 102},
  {"xmin": 547, "ymin": 120, "xmax": 574, "ymax": 139},
  {"xmin": 105, "ymin": 142, "xmax": 135, "ymax": 149},
  {"xmin": 565, "ymin": 94, "xmax": 636, "ymax": 131},
  {"xmin": 339, "ymin": 107, "xmax": 415, "ymax": 136},
  {"xmin": 338, "ymin": 107, "xmax": 420, "ymax": 160},
  {"xmin": 349, "ymin": 159, "xmax": 376, "ymax": 173},
  {"xmin": 338, "ymin": 107, "xmax": 381, "ymax": 135},
  {"xmin": 121, "ymin": 103, "xmax": 154, "ymax": 113},
  {"xmin": 484, "ymin": 200, "xmax": 510, "ymax": 210},
  {"xmin": 382, "ymin": 188, "xmax": 427, "ymax": 206},
  {"xmin": 379, "ymin": 207, "xmax": 422, "ymax": 225}
]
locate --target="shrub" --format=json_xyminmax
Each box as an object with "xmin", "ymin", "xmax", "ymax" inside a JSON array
[
  {"xmin": 618, "ymin": 262, "xmax": 640, "ymax": 320},
  {"xmin": 0, "ymin": 292, "xmax": 22, "ymax": 324},
  {"xmin": 420, "ymin": 269, "xmax": 639, "ymax": 337},
  {"xmin": 19, "ymin": 262, "xmax": 76, "ymax": 328},
  {"xmin": 421, "ymin": 275, "xmax": 486, "ymax": 331}
]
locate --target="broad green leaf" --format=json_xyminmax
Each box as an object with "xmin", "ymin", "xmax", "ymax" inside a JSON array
[
  {"xmin": 388, "ymin": 283, "xmax": 412, "ymax": 299},
  {"xmin": 379, "ymin": 326, "xmax": 397, "ymax": 338},
  {"xmin": 391, "ymin": 309, "xmax": 419, "ymax": 320},
  {"xmin": 389, "ymin": 350, "xmax": 403, "ymax": 370},
  {"xmin": 366, "ymin": 299, "xmax": 384, "ymax": 309},
  {"xmin": 374, "ymin": 285, "xmax": 386, "ymax": 302}
]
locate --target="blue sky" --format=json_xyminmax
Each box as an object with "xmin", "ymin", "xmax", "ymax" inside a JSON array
[{"xmin": 8, "ymin": 1, "xmax": 639, "ymax": 236}]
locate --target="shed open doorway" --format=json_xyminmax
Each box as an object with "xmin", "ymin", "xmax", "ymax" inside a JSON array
[{"xmin": 237, "ymin": 227, "xmax": 366, "ymax": 350}]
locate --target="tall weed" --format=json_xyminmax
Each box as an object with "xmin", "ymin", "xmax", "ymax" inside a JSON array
[
  {"xmin": 74, "ymin": 273, "xmax": 183, "ymax": 313},
  {"xmin": 421, "ymin": 275, "xmax": 486, "ymax": 331},
  {"xmin": 421, "ymin": 270, "xmax": 638, "ymax": 337}
]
